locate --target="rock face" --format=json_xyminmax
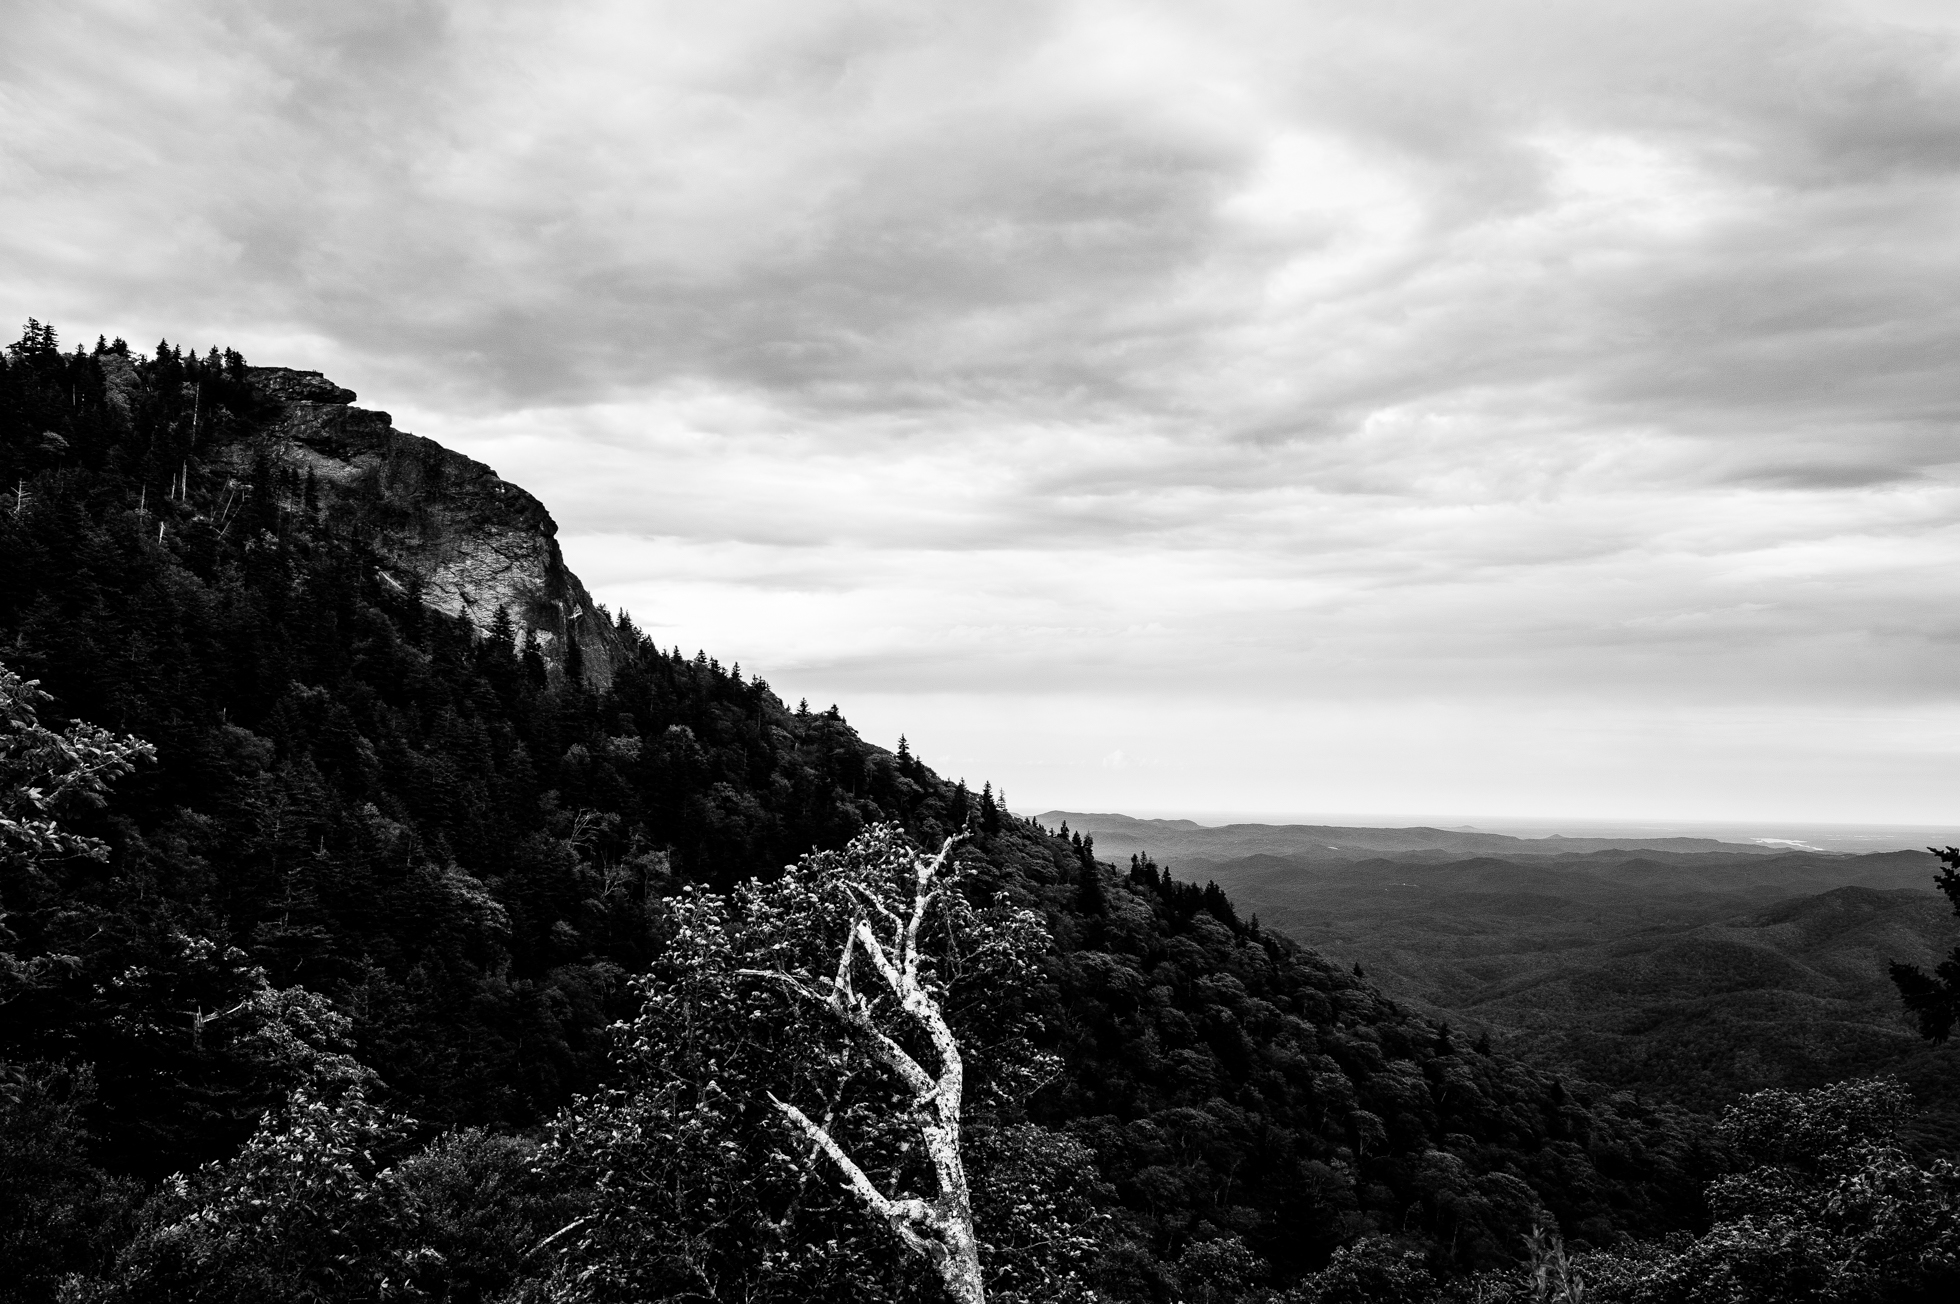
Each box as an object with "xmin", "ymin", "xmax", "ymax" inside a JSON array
[
  {"xmin": 248, "ymin": 367, "xmax": 357, "ymax": 406},
  {"xmin": 242, "ymin": 367, "xmax": 623, "ymax": 690}
]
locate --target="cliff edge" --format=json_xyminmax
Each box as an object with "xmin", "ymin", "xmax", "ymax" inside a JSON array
[{"xmin": 242, "ymin": 366, "xmax": 623, "ymax": 689}]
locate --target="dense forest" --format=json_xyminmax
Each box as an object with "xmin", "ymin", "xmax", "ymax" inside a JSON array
[
  {"xmin": 1059, "ymin": 816, "xmax": 1960, "ymax": 1143},
  {"xmin": 3, "ymin": 322, "xmax": 1956, "ymax": 1303}
]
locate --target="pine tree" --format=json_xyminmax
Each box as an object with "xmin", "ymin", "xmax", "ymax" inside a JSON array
[
  {"xmin": 521, "ymin": 631, "xmax": 548, "ymax": 690},
  {"xmin": 487, "ymin": 605, "xmax": 517, "ymax": 655},
  {"xmin": 1078, "ymin": 858, "xmax": 1107, "ymax": 917},
  {"xmin": 1891, "ymin": 846, "xmax": 1960, "ymax": 1040}
]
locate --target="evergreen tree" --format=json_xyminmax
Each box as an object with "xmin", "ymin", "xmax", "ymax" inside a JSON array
[
  {"xmin": 0, "ymin": 664, "xmax": 154, "ymax": 1001},
  {"xmin": 1891, "ymin": 846, "xmax": 1960, "ymax": 1041},
  {"xmin": 520, "ymin": 631, "xmax": 549, "ymax": 690}
]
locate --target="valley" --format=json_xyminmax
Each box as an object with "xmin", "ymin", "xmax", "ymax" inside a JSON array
[{"xmin": 1047, "ymin": 811, "xmax": 1960, "ymax": 1146}]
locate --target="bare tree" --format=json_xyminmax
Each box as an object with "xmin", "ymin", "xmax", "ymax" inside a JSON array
[
  {"xmin": 527, "ymin": 825, "xmax": 1082, "ymax": 1301},
  {"xmin": 740, "ymin": 835, "xmax": 986, "ymax": 1304}
]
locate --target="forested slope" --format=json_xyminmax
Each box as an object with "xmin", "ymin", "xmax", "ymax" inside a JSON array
[
  {"xmin": 0, "ymin": 324, "xmax": 949, "ymax": 1172},
  {"xmin": 2, "ymin": 324, "xmax": 1729, "ymax": 1300},
  {"xmin": 1087, "ymin": 834, "xmax": 1960, "ymax": 1146}
]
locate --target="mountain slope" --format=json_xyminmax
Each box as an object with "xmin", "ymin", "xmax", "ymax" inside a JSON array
[
  {"xmin": 1096, "ymin": 831, "xmax": 1960, "ymax": 1144},
  {"xmin": 2, "ymin": 328, "xmax": 1726, "ymax": 1298},
  {"xmin": 2, "ymin": 337, "xmax": 930, "ymax": 1169}
]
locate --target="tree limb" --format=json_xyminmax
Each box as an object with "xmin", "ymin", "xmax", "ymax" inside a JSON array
[
  {"xmin": 768, "ymin": 1092, "xmax": 942, "ymax": 1261},
  {"xmin": 736, "ymin": 962, "xmax": 936, "ymax": 1097},
  {"xmin": 756, "ymin": 829, "xmax": 986, "ymax": 1303}
]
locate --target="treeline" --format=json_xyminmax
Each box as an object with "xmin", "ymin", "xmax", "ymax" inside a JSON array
[
  {"xmin": 5, "ymin": 321, "xmax": 1939, "ymax": 1302},
  {"xmin": 1032, "ymin": 847, "xmax": 1717, "ymax": 1287}
]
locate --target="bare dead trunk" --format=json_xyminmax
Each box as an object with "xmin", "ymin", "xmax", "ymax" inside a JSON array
[{"xmin": 747, "ymin": 835, "xmax": 986, "ymax": 1303}]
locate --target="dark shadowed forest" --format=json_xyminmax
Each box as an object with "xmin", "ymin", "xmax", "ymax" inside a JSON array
[
  {"xmin": 4, "ymin": 323, "xmax": 1957, "ymax": 1303},
  {"xmin": 1047, "ymin": 813, "xmax": 1960, "ymax": 1147}
]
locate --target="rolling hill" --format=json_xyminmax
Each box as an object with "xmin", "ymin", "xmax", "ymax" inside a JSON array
[{"xmin": 1045, "ymin": 812, "xmax": 1960, "ymax": 1147}]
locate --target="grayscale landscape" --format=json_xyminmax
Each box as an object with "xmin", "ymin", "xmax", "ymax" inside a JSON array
[{"xmin": 4, "ymin": 2, "xmax": 1958, "ymax": 1303}]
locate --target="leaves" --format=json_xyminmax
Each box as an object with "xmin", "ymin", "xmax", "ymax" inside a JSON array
[
  {"xmin": 0, "ymin": 690, "xmax": 151, "ymax": 862},
  {"xmin": 526, "ymin": 826, "xmax": 1097, "ymax": 1303},
  {"xmin": 1891, "ymin": 847, "xmax": 1960, "ymax": 1043},
  {"xmin": 73, "ymin": 1085, "xmax": 432, "ymax": 1304}
]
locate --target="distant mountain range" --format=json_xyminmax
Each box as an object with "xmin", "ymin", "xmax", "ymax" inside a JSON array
[
  {"xmin": 1039, "ymin": 810, "xmax": 1793, "ymax": 860},
  {"xmin": 1043, "ymin": 810, "xmax": 1960, "ymax": 1148}
]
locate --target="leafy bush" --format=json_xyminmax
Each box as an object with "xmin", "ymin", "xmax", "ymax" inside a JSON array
[
  {"xmin": 0, "ymin": 1064, "xmax": 138, "ymax": 1304},
  {"xmin": 1452, "ymin": 1078, "xmax": 1960, "ymax": 1304},
  {"xmin": 72, "ymin": 1086, "xmax": 433, "ymax": 1304},
  {"xmin": 1289, "ymin": 1236, "xmax": 1434, "ymax": 1304}
]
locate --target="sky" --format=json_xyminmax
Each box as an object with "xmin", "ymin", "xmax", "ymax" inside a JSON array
[{"xmin": 5, "ymin": 0, "xmax": 1959, "ymax": 825}]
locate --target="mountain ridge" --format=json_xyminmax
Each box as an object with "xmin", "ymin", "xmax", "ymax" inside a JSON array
[{"xmin": 1040, "ymin": 809, "xmax": 1789, "ymax": 860}]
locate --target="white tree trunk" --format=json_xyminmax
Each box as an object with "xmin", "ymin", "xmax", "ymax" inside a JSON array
[{"xmin": 746, "ymin": 836, "xmax": 986, "ymax": 1304}]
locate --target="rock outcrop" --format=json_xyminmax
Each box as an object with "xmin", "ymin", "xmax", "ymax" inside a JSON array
[{"xmin": 242, "ymin": 366, "xmax": 623, "ymax": 690}]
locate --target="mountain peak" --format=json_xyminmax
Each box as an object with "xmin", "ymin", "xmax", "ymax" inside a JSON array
[{"xmin": 242, "ymin": 365, "xmax": 623, "ymax": 689}]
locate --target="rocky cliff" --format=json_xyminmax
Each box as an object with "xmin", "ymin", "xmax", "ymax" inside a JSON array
[{"xmin": 240, "ymin": 366, "xmax": 623, "ymax": 689}]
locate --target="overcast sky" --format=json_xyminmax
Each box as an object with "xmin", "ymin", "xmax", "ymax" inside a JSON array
[{"xmin": 6, "ymin": 0, "xmax": 1959, "ymax": 824}]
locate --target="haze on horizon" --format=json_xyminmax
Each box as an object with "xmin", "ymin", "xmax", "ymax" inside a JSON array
[{"xmin": 5, "ymin": 0, "xmax": 1958, "ymax": 824}]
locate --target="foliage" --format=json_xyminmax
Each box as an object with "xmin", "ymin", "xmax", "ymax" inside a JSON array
[
  {"xmin": 1452, "ymin": 1078, "xmax": 1960, "ymax": 1304},
  {"xmin": 1038, "ymin": 853, "xmax": 1718, "ymax": 1290},
  {"xmin": 1627, "ymin": 1077, "xmax": 1960, "ymax": 1303},
  {"xmin": 520, "ymin": 826, "xmax": 1102, "ymax": 1303},
  {"xmin": 0, "ymin": 1064, "xmax": 140, "ymax": 1304},
  {"xmin": 1, "ymin": 664, "xmax": 153, "ymax": 1001},
  {"xmin": 964, "ymin": 1122, "xmax": 1109, "ymax": 1304},
  {"xmin": 68, "ymin": 1095, "xmax": 569, "ymax": 1304},
  {"xmin": 1147, "ymin": 838, "xmax": 1960, "ymax": 1127},
  {"xmin": 1288, "ymin": 1236, "xmax": 1435, "ymax": 1304},
  {"xmin": 71, "ymin": 1085, "xmax": 434, "ymax": 1304},
  {"xmin": 388, "ymin": 1128, "xmax": 573, "ymax": 1304},
  {"xmin": 1892, "ymin": 846, "xmax": 1960, "ymax": 1042}
]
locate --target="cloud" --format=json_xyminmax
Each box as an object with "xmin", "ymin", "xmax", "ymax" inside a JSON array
[{"xmin": 5, "ymin": 0, "xmax": 1960, "ymax": 818}]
